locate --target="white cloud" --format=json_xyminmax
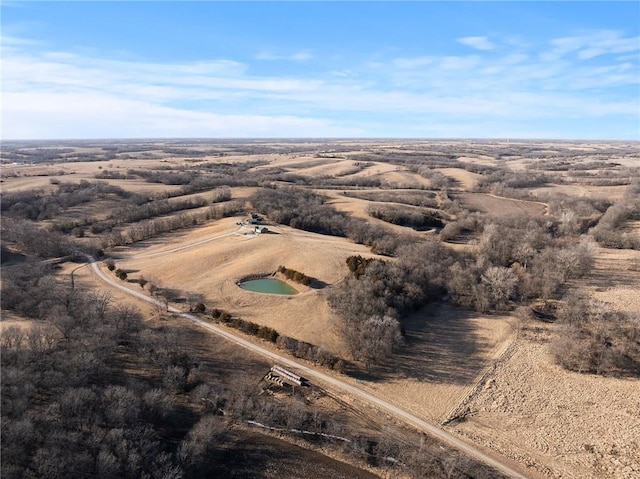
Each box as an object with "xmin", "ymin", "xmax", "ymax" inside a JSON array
[
  {"xmin": 440, "ymin": 55, "xmax": 481, "ymax": 70},
  {"xmin": 541, "ymin": 30, "xmax": 640, "ymax": 62},
  {"xmin": 329, "ymin": 69, "xmax": 355, "ymax": 77},
  {"xmin": 392, "ymin": 56, "xmax": 434, "ymax": 69},
  {"xmin": 2, "ymin": 91, "xmax": 364, "ymax": 139},
  {"xmin": 392, "ymin": 55, "xmax": 480, "ymax": 71},
  {"xmin": 2, "ymin": 31, "xmax": 638, "ymax": 140},
  {"xmin": 457, "ymin": 36, "xmax": 495, "ymax": 51},
  {"xmin": 0, "ymin": 34, "xmax": 41, "ymax": 46},
  {"xmin": 255, "ymin": 51, "xmax": 313, "ymax": 61}
]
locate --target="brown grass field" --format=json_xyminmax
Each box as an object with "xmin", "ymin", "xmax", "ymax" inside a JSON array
[
  {"xmin": 112, "ymin": 217, "xmax": 375, "ymax": 356},
  {"xmin": 2, "ymin": 139, "xmax": 639, "ymax": 479},
  {"xmin": 453, "ymin": 192, "xmax": 548, "ymax": 217},
  {"xmin": 447, "ymin": 244, "xmax": 640, "ymax": 479}
]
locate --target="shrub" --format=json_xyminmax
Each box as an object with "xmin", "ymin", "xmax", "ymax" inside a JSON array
[
  {"xmin": 278, "ymin": 266, "xmax": 311, "ymax": 285},
  {"xmin": 345, "ymin": 255, "xmax": 376, "ymax": 279},
  {"xmin": 257, "ymin": 326, "xmax": 279, "ymax": 343},
  {"xmin": 439, "ymin": 221, "xmax": 463, "ymax": 242}
]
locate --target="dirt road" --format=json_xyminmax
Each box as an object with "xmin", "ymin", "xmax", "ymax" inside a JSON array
[
  {"xmin": 87, "ymin": 255, "xmax": 531, "ymax": 479},
  {"xmin": 132, "ymin": 229, "xmax": 242, "ymax": 258}
]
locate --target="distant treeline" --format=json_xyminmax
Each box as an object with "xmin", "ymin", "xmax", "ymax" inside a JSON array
[
  {"xmin": 1, "ymin": 180, "xmax": 242, "ymax": 256},
  {"xmin": 591, "ymin": 183, "xmax": 640, "ymax": 249},
  {"xmin": 367, "ymin": 204, "xmax": 445, "ymax": 230},
  {"xmin": 343, "ymin": 190, "xmax": 438, "ymax": 208},
  {"xmin": 1, "ymin": 180, "xmax": 132, "ymax": 221},
  {"xmin": 250, "ymin": 186, "xmax": 415, "ymax": 256}
]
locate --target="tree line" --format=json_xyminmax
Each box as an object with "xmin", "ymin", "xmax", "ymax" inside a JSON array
[{"xmin": 250, "ymin": 186, "xmax": 416, "ymax": 256}]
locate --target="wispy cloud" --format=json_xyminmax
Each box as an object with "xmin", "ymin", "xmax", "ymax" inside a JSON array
[
  {"xmin": 2, "ymin": 29, "xmax": 638, "ymax": 139},
  {"xmin": 457, "ymin": 36, "xmax": 495, "ymax": 51},
  {"xmin": 392, "ymin": 56, "xmax": 435, "ymax": 69},
  {"xmin": 1, "ymin": 34, "xmax": 41, "ymax": 46},
  {"xmin": 255, "ymin": 51, "xmax": 313, "ymax": 61},
  {"xmin": 540, "ymin": 30, "xmax": 640, "ymax": 61},
  {"xmin": 3, "ymin": 90, "xmax": 361, "ymax": 139}
]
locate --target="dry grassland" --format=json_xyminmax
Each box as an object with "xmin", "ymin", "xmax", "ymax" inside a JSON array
[
  {"xmin": 451, "ymin": 331, "xmax": 640, "ymax": 479},
  {"xmin": 584, "ymin": 246, "xmax": 640, "ymax": 315},
  {"xmin": 531, "ymin": 184, "xmax": 630, "ymax": 202},
  {"xmin": 342, "ymin": 306, "xmax": 516, "ymax": 423},
  {"xmin": 345, "ymin": 161, "xmax": 399, "ymax": 179},
  {"xmin": 0, "ymin": 311, "xmax": 36, "ymax": 333},
  {"xmin": 112, "ymin": 217, "xmax": 377, "ymax": 356},
  {"xmin": 373, "ymin": 170, "xmax": 433, "ymax": 189},
  {"xmin": 448, "ymin": 243, "xmax": 640, "ymax": 479},
  {"xmin": 453, "ymin": 192, "xmax": 548, "ymax": 216},
  {"xmin": 436, "ymin": 167, "xmax": 483, "ymax": 190},
  {"xmin": 3, "ymin": 139, "xmax": 638, "ymax": 479},
  {"xmin": 320, "ymin": 190, "xmax": 425, "ymax": 236}
]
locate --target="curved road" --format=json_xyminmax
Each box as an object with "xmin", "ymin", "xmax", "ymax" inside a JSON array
[{"xmin": 87, "ymin": 255, "xmax": 530, "ymax": 479}]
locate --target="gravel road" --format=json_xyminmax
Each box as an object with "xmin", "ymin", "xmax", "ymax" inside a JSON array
[{"xmin": 88, "ymin": 254, "xmax": 531, "ymax": 479}]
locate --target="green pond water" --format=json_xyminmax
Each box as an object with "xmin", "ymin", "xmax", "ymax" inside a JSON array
[{"xmin": 238, "ymin": 278, "xmax": 298, "ymax": 295}]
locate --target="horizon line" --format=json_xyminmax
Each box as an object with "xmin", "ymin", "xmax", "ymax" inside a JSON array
[{"xmin": 2, "ymin": 137, "xmax": 639, "ymax": 143}]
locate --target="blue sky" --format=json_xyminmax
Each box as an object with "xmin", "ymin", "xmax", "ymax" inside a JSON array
[{"xmin": 2, "ymin": 1, "xmax": 639, "ymax": 140}]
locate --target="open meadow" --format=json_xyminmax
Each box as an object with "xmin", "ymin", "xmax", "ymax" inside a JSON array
[{"xmin": 2, "ymin": 139, "xmax": 639, "ymax": 479}]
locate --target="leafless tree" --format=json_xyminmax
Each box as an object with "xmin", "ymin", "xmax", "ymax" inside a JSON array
[
  {"xmin": 481, "ymin": 266, "xmax": 518, "ymax": 310},
  {"xmin": 110, "ymin": 303, "xmax": 142, "ymax": 333},
  {"xmin": 178, "ymin": 415, "xmax": 226, "ymax": 472},
  {"xmin": 102, "ymin": 385, "xmax": 141, "ymax": 427},
  {"xmin": 1, "ymin": 326, "xmax": 25, "ymax": 349},
  {"xmin": 26, "ymin": 324, "xmax": 60, "ymax": 353}
]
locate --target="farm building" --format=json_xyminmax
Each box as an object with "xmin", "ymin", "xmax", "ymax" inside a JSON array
[{"xmin": 248, "ymin": 213, "xmax": 264, "ymax": 224}]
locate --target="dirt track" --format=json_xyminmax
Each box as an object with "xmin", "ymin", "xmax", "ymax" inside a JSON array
[{"xmin": 87, "ymin": 253, "xmax": 531, "ymax": 479}]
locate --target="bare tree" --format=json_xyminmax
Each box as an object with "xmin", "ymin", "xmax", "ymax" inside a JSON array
[
  {"xmin": 481, "ymin": 266, "xmax": 518, "ymax": 310},
  {"xmin": 87, "ymin": 290, "xmax": 112, "ymax": 320},
  {"xmin": 26, "ymin": 324, "xmax": 60, "ymax": 353},
  {"xmin": 178, "ymin": 415, "xmax": 226, "ymax": 472},
  {"xmin": 359, "ymin": 315, "xmax": 403, "ymax": 369},
  {"xmin": 1, "ymin": 326, "xmax": 25, "ymax": 349},
  {"xmin": 110, "ymin": 303, "xmax": 143, "ymax": 333}
]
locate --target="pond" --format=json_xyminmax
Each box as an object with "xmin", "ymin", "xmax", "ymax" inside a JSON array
[{"xmin": 238, "ymin": 278, "xmax": 298, "ymax": 295}]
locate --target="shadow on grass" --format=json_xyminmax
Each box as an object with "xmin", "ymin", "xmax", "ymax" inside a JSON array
[
  {"xmin": 346, "ymin": 304, "xmax": 495, "ymax": 386},
  {"xmin": 308, "ymin": 277, "xmax": 329, "ymax": 289},
  {"xmin": 212, "ymin": 432, "xmax": 379, "ymax": 479}
]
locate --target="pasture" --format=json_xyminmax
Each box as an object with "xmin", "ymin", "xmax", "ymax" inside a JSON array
[{"xmin": 2, "ymin": 138, "xmax": 639, "ymax": 479}]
